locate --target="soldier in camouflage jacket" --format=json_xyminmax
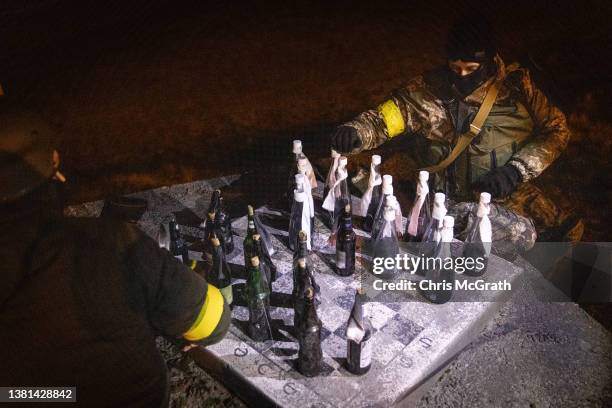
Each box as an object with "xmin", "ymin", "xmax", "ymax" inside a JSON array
[{"xmin": 331, "ymin": 17, "xmax": 583, "ymax": 252}]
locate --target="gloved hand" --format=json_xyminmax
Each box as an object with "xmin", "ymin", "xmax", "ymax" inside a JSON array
[
  {"xmin": 473, "ymin": 163, "xmax": 522, "ymax": 199},
  {"xmin": 330, "ymin": 126, "xmax": 361, "ymax": 153}
]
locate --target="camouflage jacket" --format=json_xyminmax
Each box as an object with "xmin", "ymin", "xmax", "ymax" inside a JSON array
[{"xmin": 343, "ymin": 56, "xmax": 570, "ymax": 198}]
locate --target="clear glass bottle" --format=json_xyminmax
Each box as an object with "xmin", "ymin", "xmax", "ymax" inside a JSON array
[
  {"xmin": 419, "ymin": 215, "xmax": 455, "ymax": 304},
  {"xmin": 288, "ymin": 140, "xmax": 304, "ymax": 209},
  {"xmin": 371, "ymin": 206, "xmax": 400, "ymax": 280},
  {"xmin": 345, "ymin": 289, "xmax": 372, "ymax": 375},
  {"xmin": 288, "ymin": 140, "xmax": 317, "ymax": 210},
  {"xmin": 297, "ymin": 286, "xmax": 322, "ymax": 377},
  {"xmin": 323, "ymin": 149, "xmax": 341, "ymax": 211},
  {"xmin": 405, "ymin": 171, "xmax": 432, "ymax": 242},
  {"xmin": 335, "ymin": 204, "xmax": 356, "ymax": 277},
  {"xmin": 289, "ymin": 174, "xmax": 311, "ymax": 251},
  {"xmin": 322, "ymin": 156, "xmax": 350, "ymax": 239},
  {"xmin": 297, "ymin": 159, "xmax": 316, "ymax": 249},
  {"xmin": 414, "ymin": 192, "xmax": 447, "ymax": 276},
  {"xmin": 246, "ymin": 256, "xmax": 273, "ymax": 341},
  {"xmin": 370, "ymin": 174, "xmax": 394, "ymax": 238},
  {"xmin": 462, "ymin": 192, "xmax": 492, "ymax": 277},
  {"xmin": 209, "ymin": 235, "xmax": 233, "ymax": 304},
  {"xmin": 362, "ymin": 155, "xmax": 382, "ymax": 232}
]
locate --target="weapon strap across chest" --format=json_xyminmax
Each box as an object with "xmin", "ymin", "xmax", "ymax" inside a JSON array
[{"xmin": 421, "ymin": 79, "xmax": 501, "ymax": 174}]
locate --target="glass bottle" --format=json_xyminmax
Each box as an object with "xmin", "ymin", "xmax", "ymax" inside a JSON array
[
  {"xmin": 288, "ymin": 140, "xmax": 304, "ymax": 209},
  {"xmin": 323, "ymin": 149, "xmax": 341, "ymax": 219},
  {"xmin": 345, "ymin": 289, "xmax": 372, "ymax": 375},
  {"xmin": 322, "ymin": 156, "xmax": 350, "ymax": 239},
  {"xmin": 362, "ymin": 155, "xmax": 382, "ymax": 232},
  {"xmin": 371, "ymin": 206, "xmax": 400, "ymax": 280},
  {"xmin": 335, "ymin": 204, "xmax": 356, "ymax": 277},
  {"xmin": 202, "ymin": 211, "xmax": 217, "ymax": 274},
  {"xmin": 462, "ymin": 192, "xmax": 492, "ymax": 277},
  {"xmin": 414, "ymin": 193, "xmax": 447, "ymax": 276},
  {"xmin": 246, "ymin": 256, "xmax": 273, "ymax": 341},
  {"xmin": 297, "ymin": 286, "xmax": 322, "ymax": 377},
  {"xmin": 288, "ymin": 140, "xmax": 317, "ymax": 209},
  {"xmin": 297, "ymin": 157, "xmax": 316, "ymax": 249},
  {"xmin": 293, "ymin": 230, "xmax": 320, "ymax": 301},
  {"xmin": 419, "ymin": 215, "xmax": 455, "ymax": 304},
  {"xmin": 209, "ymin": 235, "xmax": 233, "ymax": 304},
  {"xmin": 207, "ymin": 189, "xmax": 221, "ymax": 216},
  {"xmin": 215, "ymin": 194, "xmax": 234, "ymax": 254},
  {"xmin": 243, "ymin": 206, "xmax": 257, "ymax": 268},
  {"xmin": 370, "ymin": 174, "xmax": 394, "ymax": 238},
  {"xmin": 253, "ymin": 233, "xmax": 276, "ymax": 289},
  {"xmin": 289, "ymin": 174, "xmax": 311, "ymax": 251},
  {"xmin": 405, "ymin": 171, "xmax": 432, "ymax": 242},
  {"xmin": 169, "ymin": 216, "xmax": 190, "ymax": 264},
  {"xmin": 250, "ymin": 204, "xmax": 275, "ymax": 256}
]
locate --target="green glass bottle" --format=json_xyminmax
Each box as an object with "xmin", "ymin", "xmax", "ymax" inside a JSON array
[{"xmin": 246, "ymin": 256, "xmax": 273, "ymax": 341}]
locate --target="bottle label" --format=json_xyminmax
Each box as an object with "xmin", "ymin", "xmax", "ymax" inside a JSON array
[
  {"xmin": 360, "ymin": 337, "xmax": 372, "ymax": 368},
  {"xmin": 336, "ymin": 250, "xmax": 346, "ymax": 269}
]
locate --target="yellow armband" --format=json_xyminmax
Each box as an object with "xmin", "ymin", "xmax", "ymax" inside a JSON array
[
  {"xmin": 183, "ymin": 284, "xmax": 225, "ymax": 341},
  {"xmin": 377, "ymin": 99, "xmax": 405, "ymax": 138}
]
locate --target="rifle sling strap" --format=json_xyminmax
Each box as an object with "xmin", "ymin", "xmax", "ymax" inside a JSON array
[{"xmin": 421, "ymin": 80, "xmax": 501, "ymax": 174}]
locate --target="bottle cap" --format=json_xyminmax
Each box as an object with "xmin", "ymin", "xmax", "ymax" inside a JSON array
[
  {"xmin": 331, "ymin": 148, "xmax": 340, "ymax": 158},
  {"xmin": 211, "ymin": 236, "xmax": 221, "ymax": 247},
  {"xmin": 418, "ymin": 170, "xmax": 429, "ymax": 182},
  {"xmin": 293, "ymin": 140, "xmax": 303, "ymax": 154},
  {"xmin": 434, "ymin": 192, "xmax": 446, "ymax": 204},
  {"xmin": 247, "ymin": 205, "xmax": 254, "ymax": 216},
  {"xmin": 338, "ymin": 156, "xmax": 348, "ymax": 168},
  {"xmin": 382, "ymin": 174, "xmax": 393, "ymax": 186},
  {"xmin": 251, "ymin": 256, "xmax": 260, "ymax": 267},
  {"xmin": 480, "ymin": 192, "xmax": 491, "ymax": 204},
  {"xmin": 443, "ymin": 215, "xmax": 454, "ymax": 228},
  {"xmin": 298, "ymin": 258, "xmax": 306, "ymax": 268},
  {"xmin": 371, "ymin": 155, "xmax": 381, "ymax": 165},
  {"xmin": 384, "ymin": 206, "xmax": 396, "ymax": 222}
]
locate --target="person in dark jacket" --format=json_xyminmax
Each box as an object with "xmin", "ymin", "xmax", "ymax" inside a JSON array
[{"xmin": 0, "ymin": 105, "xmax": 230, "ymax": 407}]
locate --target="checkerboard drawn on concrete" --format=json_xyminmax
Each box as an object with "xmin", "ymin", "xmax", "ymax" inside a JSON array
[{"xmin": 67, "ymin": 176, "xmax": 523, "ymax": 407}]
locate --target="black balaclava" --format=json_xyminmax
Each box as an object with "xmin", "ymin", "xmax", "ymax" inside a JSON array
[{"xmin": 446, "ymin": 14, "xmax": 497, "ymax": 96}]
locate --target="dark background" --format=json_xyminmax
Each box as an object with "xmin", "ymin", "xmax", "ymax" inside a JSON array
[{"xmin": 1, "ymin": 0, "xmax": 611, "ymax": 241}]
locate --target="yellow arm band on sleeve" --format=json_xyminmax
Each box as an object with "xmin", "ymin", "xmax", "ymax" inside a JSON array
[
  {"xmin": 377, "ymin": 99, "xmax": 405, "ymax": 138},
  {"xmin": 183, "ymin": 284, "xmax": 225, "ymax": 341}
]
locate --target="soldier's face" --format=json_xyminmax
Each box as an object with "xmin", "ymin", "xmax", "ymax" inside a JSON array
[{"xmin": 448, "ymin": 60, "xmax": 481, "ymax": 77}]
